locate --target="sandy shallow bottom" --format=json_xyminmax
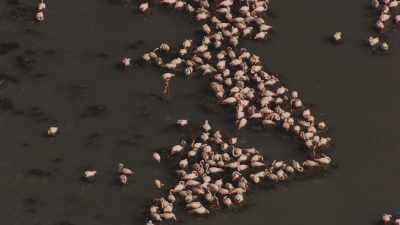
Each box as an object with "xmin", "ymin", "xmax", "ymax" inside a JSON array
[{"xmin": 1, "ymin": 0, "xmax": 400, "ymax": 225}]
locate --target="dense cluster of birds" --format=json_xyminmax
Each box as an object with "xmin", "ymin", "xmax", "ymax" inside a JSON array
[
  {"xmin": 29, "ymin": 0, "xmax": 335, "ymax": 223},
  {"xmin": 382, "ymin": 213, "xmax": 400, "ymax": 225},
  {"xmin": 26, "ymin": 0, "xmax": 400, "ymax": 224},
  {"xmin": 135, "ymin": 0, "xmax": 332, "ymax": 154},
  {"xmin": 35, "ymin": 0, "xmax": 47, "ymax": 22},
  {"xmin": 131, "ymin": 0, "xmax": 334, "ymax": 223},
  {"xmin": 145, "ymin": 120, "xmax": 332, "ymax": 224},
  {"xmin": 368, "ymin": 0, "xmax": 400, "ymax": 52}
]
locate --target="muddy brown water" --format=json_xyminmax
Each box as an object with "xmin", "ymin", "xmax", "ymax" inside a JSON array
[{"xmin": 1, "ymin": 0, "xmax": 400, "ymax": 225}]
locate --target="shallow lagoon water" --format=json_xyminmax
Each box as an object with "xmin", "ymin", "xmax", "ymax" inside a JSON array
[{"xmin": 1, "ymin": 0, "xmax": 400, "ymax": 225}]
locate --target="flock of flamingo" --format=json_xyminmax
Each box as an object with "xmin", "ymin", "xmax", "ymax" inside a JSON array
[
  {"xmin": 34, "ymin": 0, "xmax": 399, "ymax": 224},
  {"xmin": 144, "ymin": 119, "xmax": 332, "ymax": 224},
  {"xmin": 134, "ymin": 0, "xmax": 334, "ymax": 224},
  {"xmin": 368, "ymin": 0, "xmax": 400, "ymax": 51}
]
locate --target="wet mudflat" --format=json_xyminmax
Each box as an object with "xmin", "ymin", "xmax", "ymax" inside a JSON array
[{"xmin": 1, "ymin": 0, "xmax": 400, "ymax": 225}]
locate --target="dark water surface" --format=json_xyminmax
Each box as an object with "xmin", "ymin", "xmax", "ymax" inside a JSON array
[{"xmin": 1, "ymin": 0, "xmax": 399, "ymax": 225}]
